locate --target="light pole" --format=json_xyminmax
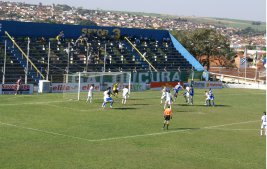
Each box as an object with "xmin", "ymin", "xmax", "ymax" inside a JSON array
[
  {"xmin": 46, "ymin": 41, "xmax": 50, "ymax": 80},
  {"xmin": 85, "ymin": 43, "xmax": 90, "ymax": 72},
  {"xmin": 25, "ymin": 37, "xmax": 30, "ymax": 84},
  {"xmin": 244, "ymin": 47, "xmax": 247, "ymax": 82},
  {"xmin": 2, "ymin": 40, "xmax": 7, "ymax": 84},
  {"xmin": 103, "ymin": 43, "xmax": 107, "ymax": 72},
  {"xmin": 66, "ymin": 42, "xmax": 70, "ymax": 83}
]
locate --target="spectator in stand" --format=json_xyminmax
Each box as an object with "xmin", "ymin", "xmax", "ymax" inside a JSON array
[{"xmin": 56, "ymin": 31, "xmax": 65, "ymax": 45}]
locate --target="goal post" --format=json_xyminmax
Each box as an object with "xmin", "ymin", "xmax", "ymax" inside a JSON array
[{"xmin": 62, "ymin": 72, "xmax": 131, "ymax": 101}]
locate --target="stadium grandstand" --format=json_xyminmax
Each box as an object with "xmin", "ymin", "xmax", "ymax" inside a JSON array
[{"xmin": 0, "ymin": 20, "xmax": 205, "ymax": 84}]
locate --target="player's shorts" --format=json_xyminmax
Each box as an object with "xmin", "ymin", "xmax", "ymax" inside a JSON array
[
  {"xmin": 165, "ymin": 99, "xmax": 172, "ymax": 105},
  {"xmin": 122, "ymin": 95, "xmax": 127, "ymax": 99},
  {"xmin": 104, "ymin": 97, "xmax": 113, "ymax": 102},
  {"xmin": 185, "ymin": 92, "xmax": 190, "ymax": 97},
  {"xmin": 209, "ymin": 95, "xmax": 214, "ymax": 100},
  {"xmin": 174, "ymin": 89, "xmax": 179, "ymax": 93},
  {"xmin": 164, "ymin": 115, "xmax": 171, "ymax": 121},
  {"xmin": 16, "ymin": 85, "xmax": 21, "ymax": 91},
  {"xmin": 113, "ymin": 89, "xmax": 119, "ymax": 94},
  {"xmin": 261, "ymin": 123, "xmax": 267, "ymax": 129}
]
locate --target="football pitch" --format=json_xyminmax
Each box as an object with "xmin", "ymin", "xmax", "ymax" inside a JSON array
[{"xmin": 0, "ymin": 88, "xmax": 266, "ymax": 169}]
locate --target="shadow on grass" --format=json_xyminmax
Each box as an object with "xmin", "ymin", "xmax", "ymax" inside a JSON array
[
  {"xmin": 113, "ymin": 107, "xmax": 137, "ymax": 110},
  {"xmin": 177, "ymin": 104, "xmax": 230, "ymax": 107},
  {"xmin": 168, "ymin": 127, "xmax": 200, "ymax": 131},
  {"xmin": 128, "ymin": 98, "xmax": 146, "ymax": 101},
  {"xmin": 131, "ymin": 104, "xmax": 150, "ymax": 106}
]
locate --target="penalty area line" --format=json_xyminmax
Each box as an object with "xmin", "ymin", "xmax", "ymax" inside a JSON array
[
  {"xmin": 204, "ymin": 128, "xmax": 258, "ymax": 131},
  {"xmin": 0, "ymin": 100, "xmax": 70, "ymax": 106},
  {"xmin": 0, "ymin": 120, "xmax": 259, "ymax": 143}
]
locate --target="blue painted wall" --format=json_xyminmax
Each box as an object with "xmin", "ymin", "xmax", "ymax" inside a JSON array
[{"xmin": 0, "ymin": 20, "xmax": 169, "ymax": 40}]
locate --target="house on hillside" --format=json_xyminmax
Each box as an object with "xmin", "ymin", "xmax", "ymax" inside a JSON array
[{"xmin": 234, "ymin": 50, "xmax": 266, "ymax": 69}]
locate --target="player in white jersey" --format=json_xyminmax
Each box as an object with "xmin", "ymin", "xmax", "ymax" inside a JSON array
[
  {"xmin": 205, "ymin": 91, "xmax": 210, "ymax": 106},
  {"xmin": 160, "ymin": 86, "xmax": 166, "ymax": 104},
  {"xmin": 164, "ymin": 89, "xmax": 173, "ymax": 109},
  {"xmin": 86, "ymin": 84, "xmax": 94, "ymax": 103},
  {"xmin": 260, "ymin": 111, "xmax": 266, "ymax": 136},
  {"xmin": 122, "ymin": 86, "xmax": 129, "ymax": 104},
  {"xmin": 102, "ymin": 87, "xmax": 114, "ymax": 108},
  {"xmin": 184, "ymin": 85, "xmax": 190, "ymax": 104},
  {"xmin": 173, "ymin": 82, "xmax": 183, "ymax": 101}
]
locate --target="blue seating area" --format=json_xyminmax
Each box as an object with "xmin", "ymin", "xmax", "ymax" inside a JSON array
[{"xmin": 0, "ymin": 20, "xmax": 204, "ymax": 84}]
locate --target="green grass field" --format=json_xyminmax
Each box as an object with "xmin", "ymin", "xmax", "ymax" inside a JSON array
[{"xmin": 0, "ymin": 88, "xmax": 266, "ymax": 169}]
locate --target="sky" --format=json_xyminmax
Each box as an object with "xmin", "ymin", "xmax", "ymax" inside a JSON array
[{"xmin": 6, "ymin": 0, "xmax": 266, "ymax": 22}]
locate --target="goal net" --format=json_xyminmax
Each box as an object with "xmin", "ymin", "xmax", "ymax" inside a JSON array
[{"xmin": 62, "ymin": 72, "xmax": 131, "ymax": 101}]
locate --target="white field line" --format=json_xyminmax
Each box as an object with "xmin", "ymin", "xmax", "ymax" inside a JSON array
[
  {"xmin": 0, "ymin": 100, "xmax": 68, "ymax": 106},
  {"xmin": 46, "ymin": 104, "xmax": 90, "ymax": 112},
  {"xmin": 205, "ymin": 128, "xmax": 258, "ymax": 131},
  {"xmin": 0, "ymin": 120, "xmax": 259, "ymax": 143},
  {"xmin": 203, "ymin": 120, "xmax": 259, "ymax": 129}
]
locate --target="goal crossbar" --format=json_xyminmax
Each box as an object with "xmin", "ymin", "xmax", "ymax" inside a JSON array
[{"xmin": 63, "ymin": 72, "xmax": 132, "ymax": 101}]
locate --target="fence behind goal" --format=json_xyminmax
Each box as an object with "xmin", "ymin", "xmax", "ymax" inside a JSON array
[{"xmin": 62, "ymin": 72, "xmax": 131, "ymax": 100}]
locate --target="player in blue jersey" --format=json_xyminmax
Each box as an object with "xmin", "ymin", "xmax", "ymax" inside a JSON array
[
  {"xmin": 208, "ymin": 88, "xmax": 215, "ymax": 106},
  {"xmin": 189, "ymin": 84, "xmax": 194, "ymax": 105},
  {"xmin": 173, "ymin": 82, "xmax": 183, "ymax": 101},
  {"xmin": 102, "ymin": 87, "xmax": 114, "ymax": 108}
]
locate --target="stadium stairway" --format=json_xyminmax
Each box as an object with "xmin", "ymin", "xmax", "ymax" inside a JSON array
[
  {"xmin": 5, "ymin": 38, "xmax": 42, "ymax": 83},
  {"xmin": 122, "ymin": 40, "xmax": 149, "ymax": 70}
]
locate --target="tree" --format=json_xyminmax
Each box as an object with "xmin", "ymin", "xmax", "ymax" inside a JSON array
[
  {"xmin": 172, "ymin": 29, "xmax": 230, "ymax": 70},
  {"xmin": 78, "ymin": 19, "xmax": 97, "ymax": 26}
]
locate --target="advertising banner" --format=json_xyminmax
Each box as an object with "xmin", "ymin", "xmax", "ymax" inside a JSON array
[
  {"xmin": 206, "ymin": 81, "xmax": 223, "ymax": 89},
  {"xmin": 192, "ymin": 81, "xmax": 206, "ymax": 89},
  {"xmin": 188, "ymin": 81, "xmax": 222, "ymax": 89},
  {"xmin": 1, "ymin": 84, "xmax": 34, "ymax": 94},
  {"xmin": 105, "ymin": 83, "xmax": 147, "ymax": 91},
  {"xmin": 51, "ymin": 83, "xmax": 100, "ymax": 93},
  {"xmin": 150, "ymin": 82, "xmax": 184, "ymax": 90}
]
